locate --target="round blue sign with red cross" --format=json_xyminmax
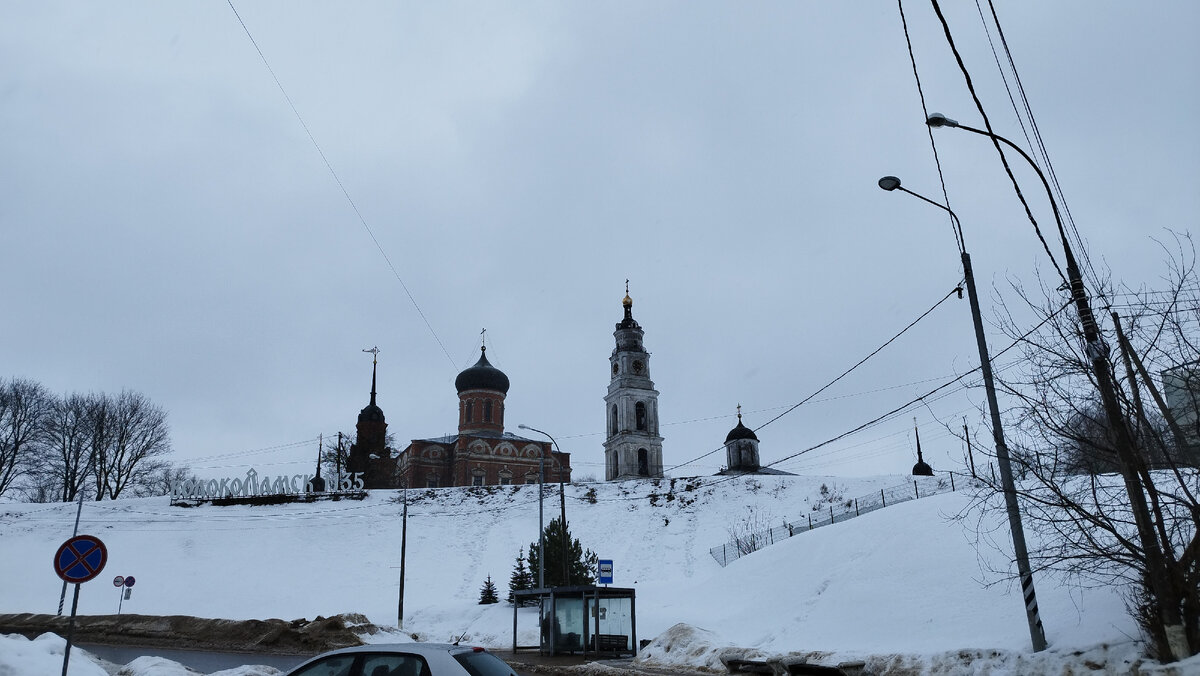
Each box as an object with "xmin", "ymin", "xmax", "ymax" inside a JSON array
[{"xmin": 53, "ymin": 535, "xmax": 108, "ymax": 584}]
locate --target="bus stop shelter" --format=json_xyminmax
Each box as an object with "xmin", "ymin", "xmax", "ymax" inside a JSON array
[{"xmin": 512, "ymin": 585, "xmax": 637, "ymax": 657}]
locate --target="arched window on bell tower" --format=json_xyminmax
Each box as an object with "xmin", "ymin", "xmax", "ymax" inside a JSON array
[
  {"xmin": 610, "ymin": 405, "xmax": 618, "ymax": 437},
  {"xmin": 637, "ymin": 448, "xmax": 649, "ymax": 476},
  {"xmin": 636, "ymin": 402, "xmax": 647, "ymax": 431}
]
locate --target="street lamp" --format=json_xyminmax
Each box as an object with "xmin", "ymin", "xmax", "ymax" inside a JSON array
[
  {"xmin": 927, "ymin": 113, "xmax": 1188, "ymax": 659},
  {"xmin": 878, "ymin": 175, "xmax": 1047, "ymax": 651},
  {"xmin": 519, "ymin": 424, "xmax": 570, "ymax": 586}
]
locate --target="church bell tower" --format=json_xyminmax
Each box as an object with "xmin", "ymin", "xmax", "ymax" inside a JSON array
[{"xmin": 604, "ymin": 284, "xmax": 664, "ymax": 480}]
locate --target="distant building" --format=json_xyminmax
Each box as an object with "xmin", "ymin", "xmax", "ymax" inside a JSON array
[
  {"xmin": 604, "ymin": 288, "xmax": 665, "ymax": 480},
  {"xmin": 395, "ymin": 346, "xmax": 571, "ymax": 488}
]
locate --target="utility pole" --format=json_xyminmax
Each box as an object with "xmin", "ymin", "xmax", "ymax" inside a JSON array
[
  {"xmin": 878, "ymin": 175, "xmax": 1046, "ymax": 651},
  {"xmin": 927, "ymin": 114, "xmax": 1188, "ymax": 659},
  {"xmin": 398, "ymin": 481, "xmax": 407, "ymax": 629}
]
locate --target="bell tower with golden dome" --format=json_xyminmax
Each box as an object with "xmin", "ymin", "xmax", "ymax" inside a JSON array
[{"xmin": 604, "ymin": 282, "xmax": 664, "ymax": 480}]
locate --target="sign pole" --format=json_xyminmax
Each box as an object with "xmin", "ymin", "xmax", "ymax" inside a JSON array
[
  {"xmin": 58, "ymin": 489, "xmax": 87, "ymax": 615},
  {"xmin": 61, "ymin": 583, "xmax": 80, "ymax": 676},
  {"xmin": 53, "ymin": 534, "xmax": 108, "ymax": 676}
]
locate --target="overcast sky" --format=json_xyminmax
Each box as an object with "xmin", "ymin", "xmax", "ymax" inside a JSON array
[{"xmin": 3, "ymin": 2, "xmax": 1197, "ymax": 483}]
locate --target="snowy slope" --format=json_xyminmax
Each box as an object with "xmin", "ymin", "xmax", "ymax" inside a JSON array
[{"xmin": 0, "ymin": 475, "xmax": 1146, "ymax": 666}]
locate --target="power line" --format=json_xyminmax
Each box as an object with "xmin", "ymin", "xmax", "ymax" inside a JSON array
[
  {"xmin": 929, "ymin": 0, "xmax": 1067, "ymax": 286},
  {"xmin": 667, "ymin": 284, "xmax": 963, "ymax": 473},
  {"xmin": 897, "ymin": 0, "xmax": 962, "ymax": 254},
  {"xmin": 224, "ymin": 1, "xmax": 457, "ymax": 371}
]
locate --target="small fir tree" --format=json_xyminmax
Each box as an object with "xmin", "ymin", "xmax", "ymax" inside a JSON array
[
  {"xmin": 478, "ymin": 574, "xmax": 499, "ymax": 605},
  {"xmin": 527, "ymin": 517, "xmax": 598, "ymax": 589},
  {"xmin": 507, "ymin": 547, "xmax": 534, "ymax": 605}
]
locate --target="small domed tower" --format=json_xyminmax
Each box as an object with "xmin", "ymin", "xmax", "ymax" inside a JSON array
[
  {"xmin": 724, "ymin": 405, "xmax": 760, "ymax": 472},
  {"xmin": 455, "ymin": 346, "xmax": 509, "ymax": 435}
]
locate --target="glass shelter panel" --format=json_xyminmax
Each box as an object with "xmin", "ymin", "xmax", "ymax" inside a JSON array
[
  {"xmin": 589, "ymin": 596, "xmax": 632, "ymax": 652},
  {"xmin": 541, "ymin": 596, "xmax": 587, "ymax": 652}
]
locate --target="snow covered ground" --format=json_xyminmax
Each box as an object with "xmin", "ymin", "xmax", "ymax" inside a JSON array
[{"xmin": 1, "ymin": 475, "xmax": 1193, "ymax": 674}]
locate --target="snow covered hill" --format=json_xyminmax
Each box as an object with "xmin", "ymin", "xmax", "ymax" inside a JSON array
[{"xmin": 0, "ymin": 474, "xmax": 1171, "ymax": 672}]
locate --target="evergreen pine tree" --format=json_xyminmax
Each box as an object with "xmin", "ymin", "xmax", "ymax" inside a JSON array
[
  {"xmin": 478, "ymin": 574, "xmax": 499, "ymax": 604},
  {"xmin": 527, "ymin": 517, "xmax": 598, "ymax": 589},
  {"xmin": 507, "ymin": 547, "xmax": 533, "ymax": 605}
]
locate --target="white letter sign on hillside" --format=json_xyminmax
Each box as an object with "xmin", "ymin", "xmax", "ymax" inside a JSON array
[{"xmin": 170, "ymin": 468, "xmax": 364, "ymax": 500}]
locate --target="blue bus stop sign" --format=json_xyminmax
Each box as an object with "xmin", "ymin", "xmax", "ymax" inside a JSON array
[
  {"xmin": 597, "ymin": 559, "xmax": 614, "ymax": 585},
  {"xmin": 54, "ymin": 535, "xmax": 108, "ymax": 584}
]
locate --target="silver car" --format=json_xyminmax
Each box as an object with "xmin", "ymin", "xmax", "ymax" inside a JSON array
[{"xmin": 284, "ymin": 643, "xmax": 519, "ymax": 676}]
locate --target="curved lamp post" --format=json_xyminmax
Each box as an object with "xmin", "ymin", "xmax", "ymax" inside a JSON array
[
  {"xmin": 927, "ymin": 113, "xmax": 1188, "ymax": 659},
  {"xmin": 878, "ymin": 175, "xmax": 1046, "ymax": 651},
  {"xmin": 519, "ymin": 424, "xmax": 570, "ymax": 586}
]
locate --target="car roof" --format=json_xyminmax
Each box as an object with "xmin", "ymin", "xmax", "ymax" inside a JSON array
[
  {"xmin": 301, "ymin": 642, "xmax": 480, "ymax": 658},
  {"xmin": 287, "ymin": 642, "xmax": 494, "ymax": 675}
]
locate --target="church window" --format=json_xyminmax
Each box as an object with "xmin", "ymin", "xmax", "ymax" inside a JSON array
[
  {"xmin": 426, "ymin": 474, "xmax": 439, "ymax": 488},
  {"xmin": 499, "ymin": 469, "xmax": 512, "ymax": 485},
  {"xmin": 472, "ymin": 474, "xmax": 484, "ymax": 487},
  {"xmin": 525, "ymin": 472, "xmax": 538, "ymax": 484},
  {"xmin": 484, "ymin": 400, "xmax": 493, "ymax": 422},
  {"xmin": 635, "ymin": 402, "xmax": 647, "ymax": 431},
  {"xmin": 464, "ymin": 400, "xmax": 473, "ymax": 423},
  {"xmin": 610, "ymin": 405, "xmax": 618, "ymax": 437},
  {"xmin": 637, "ymin": 448, "xmax": 649, "ymax": 476}
]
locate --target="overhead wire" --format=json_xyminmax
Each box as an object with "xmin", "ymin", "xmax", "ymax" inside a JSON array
[
  {"xmin": 897, "ymin": 0, "xmax": 962, "ymax": 254},
  {"xmin": 665, "ymin": 284, "xmax": 964, "ymax": 473},
  {"xmin": 755, "ymin": 298, "xmax": 1071, "ymax": 473},
  {"xmin": 224, "ymin": 1, "xmax": 457, "ymax": 371},
  {"xmin": 980, "ymin": 0, "xmax": 1104, "ymax": 299},
  {"xmin": 928, "ymin": 0, "xmax": 1067, "ymax": 286}
]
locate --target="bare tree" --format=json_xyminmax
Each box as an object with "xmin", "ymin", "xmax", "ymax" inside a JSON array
[
  {"xmin": 980, "ymin": 233, "xmax": 1200, "ymax": 658},
  {"xmin": 90, "ymin": 390, "xmax": 172, "ymax": 499},
  {"xmin": 39, "ymin": 392, "xmax": 94, "ymax": 502},
  {"xmin": 0, "ymin": 377, "xmax": 53, "ymax": 498}
]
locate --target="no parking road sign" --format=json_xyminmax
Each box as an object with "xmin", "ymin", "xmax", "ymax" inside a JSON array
[{"xmin": 54, "ymin": 535, "xmax": 107, "ymax": 584}]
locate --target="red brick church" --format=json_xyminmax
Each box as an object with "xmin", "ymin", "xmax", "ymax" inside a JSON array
[{"xmin": 346, "ymin": 346, "xmax": 571, "ymax": 489}]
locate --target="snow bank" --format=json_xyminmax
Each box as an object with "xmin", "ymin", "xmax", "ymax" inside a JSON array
[{"xmin": 0, "ymin": 475, "xmax": 1164, "ymax": 672}]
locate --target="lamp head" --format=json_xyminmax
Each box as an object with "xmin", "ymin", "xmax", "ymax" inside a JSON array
[
  {"xmin": 926, "ymin": 113, "xmax": 959, "ymax": 128},
  {"xmin": 518, "ymin": 424, "xmax": 528, "ymax": 430},
  {"xmin": 878, "ymin": 176, "xmax": 902, "ymax": 191}
]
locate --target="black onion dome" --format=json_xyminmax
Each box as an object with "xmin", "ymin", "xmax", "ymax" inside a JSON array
[
  {"xmin": 455, "ymin": 347, "xmax": 510, "ymax": 394},
  {"xmin": 725, "ymin": 420, "xmax": 759, "ymax": 443},
  {"xmin": 912, "ymin": 459, "xmax": 933, "ymax": 476},
  {"xmin": 358, "ymin": 403, "xmax": 385, "ymax": 423}
]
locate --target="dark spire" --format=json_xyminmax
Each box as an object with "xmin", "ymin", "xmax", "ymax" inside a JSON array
[{"xmin": 912, "ymin": 417, "xmax": 933, "ymax": 476}]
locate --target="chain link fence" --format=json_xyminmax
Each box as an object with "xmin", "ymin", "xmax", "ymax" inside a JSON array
[{"xmin": 709, "ymin": 472, "xmax": 970, "ymax": 567}]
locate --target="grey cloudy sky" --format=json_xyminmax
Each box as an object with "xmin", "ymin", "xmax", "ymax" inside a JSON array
[{"xmin": 3, "ymin": 2, "xmax": 1197, "ymax": 481}]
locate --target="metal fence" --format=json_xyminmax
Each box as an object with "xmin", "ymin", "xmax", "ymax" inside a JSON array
[{"xmin": 708, "ymin": 473, "xmax": 966, "ymax": 567}]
